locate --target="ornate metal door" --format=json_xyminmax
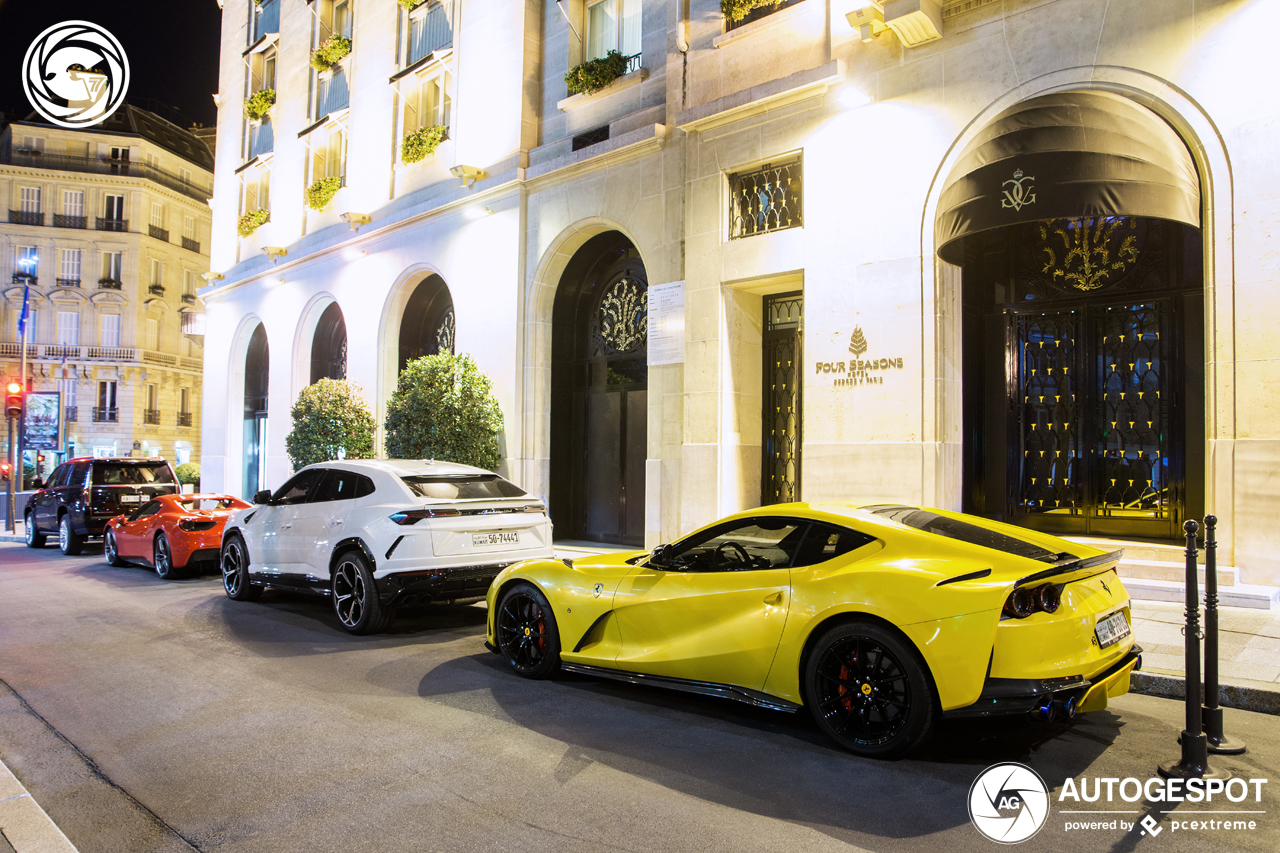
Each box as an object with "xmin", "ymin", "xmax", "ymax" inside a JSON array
[{"xmin": 762, "ymin": 293, "xmax": 802, "ymax": 504}]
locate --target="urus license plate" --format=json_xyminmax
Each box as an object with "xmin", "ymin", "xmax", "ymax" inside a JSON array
[
  {"xmin": 472, "ymin": 531, "xmax": 519, "ymax": 547},
  {"xmin": 1095, "ymin": 610, "xmax": 1131, "ymax": 649},
  {"xmin": 120, "ymin": 495, "xmax": 142, "ymax": 504}
]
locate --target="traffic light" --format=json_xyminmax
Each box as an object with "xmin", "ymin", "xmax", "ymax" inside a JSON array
[
  {"xmin": 0, "ymin": 461, "xmax": 10, "ymax": 481},
  {"xmin": 4, "ymin": 382, "xmax": 21, "ymax": 419}
]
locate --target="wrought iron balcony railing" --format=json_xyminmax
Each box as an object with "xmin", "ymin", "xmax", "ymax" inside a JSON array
[
  {"xmin": 181, "ymin": 293, "xmax": 197, "ymax": 304},
  {"xmin": 12, "ymin": 272, "xmax": 36, "ymax": 286},
  {"xmin": 9, "ymin": 210, "xmax": 44, "ymax": 226},
  {"xmin": 92, "ymin": 407, "xmax": 119, "ymax": 423},
  {"xmin": 624, "ymin": 52, "xmax": 642, "ymax": 74},
  {"xmin": 149, "ymin": 225, "xmax": 170, "ymax": 242},
  {"xmin": 65, "ymin": 406, "xmax": 78, "ymax": 423},
  {"xmin": 148, "ymin": 284, "xmax": 166, "ymax": 296},
  {"xmin": 53, "ymin": 214, "xmax": 87, "ymax": 229},
  {"xmin": 98, "ymin": 278, "xmax": 123, "ymax": 290},
  {"xmin": 97, "ymin": 217, "xmax": 128, "ymax": 232},
  {"xmin": 182, "ymin": 237, "xmax": 200, "ymax": 253},
  {"xmin": 729, "ymin": 156, "xmax": 804, "ymax": 239},
  {"xmin": 143, "ymin": 409, "xmax": 161, "ymax": 425},
  {"xmin": 177, "ymin": 412, "xmax": 192, "ymax": 427},
  {"xmin": 55, "ymin": 278, "xmax": 81, "ymax": 288},
  {"xmin": 1, "ymin": 150, "xmax": 212, "ymax": 202}
]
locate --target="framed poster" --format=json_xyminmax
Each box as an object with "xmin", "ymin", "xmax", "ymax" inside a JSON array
[
  {"xmin": 22, "ymin": 392, "xmax": 61, "ymax": 451},
  {"xmin": 646, "ymin": 280, "xmax": 685, "ymax": 366}
]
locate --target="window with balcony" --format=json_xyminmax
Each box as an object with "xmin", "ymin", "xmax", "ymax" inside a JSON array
[
  {"xmin": 728, "ymin": 155, "xmax": 804, "ymax": 239},
  {"xmin": 58, "ymin": 190, "xmax": 86, "ymax": 228},
  {"xmin": 20, "ymin": 136, "xmax": 45, "ymax": 153},
  {"xmin": 313, "ymin": 0, "xmax": 353, "ymax": 119},
  {"xmin": 183, "ymin": 269, "xmax": 198, "ymax": 304},
  {"xmin": 12, "ymin": 186, "xmax": 43, "ymax": 226},
  {"xmin": 100, "ymin": 195, "xmax": 127, "ymax": 231},
  {"xmin": 96, "ymin": 380, "xmax": 118, "ymax": 422},
  {"xmin": 149, "ymin": 202, "xmax": 169, "ymax": 242},
  {"xmin": 246, "ymin": 46, "xmax": 277, "ymax": 160},
  {"xmin": 59, "ymin": 249, "xmax": 81, "ymax": 287},
  {"xmin": 144, "ymin": 383, "xmax": 160, "ymax": 424},
  {"xmin": 108, "ymin": 147, "xmax": 130, "ymax": 175},
  {"xmin": 307, "ymin": 125, "xmax": 347, "ymax": 208},
  {"xmin": 100, "ymin": 251, "xmax": 123, "ymax": 288},
  {"xmin": 401, "ymin": 66, "xmax": 451, "ymax": 162},
  {"xmin": 150, "ymin": 259, "xmax": 165, "ymax": 296},
  {"xmin": 405, "ymin": 0, "xmax": 453, "ymax": 66},
  {"xmin": 60, "ymin": 378, "xmax": 77, "ymax": 422},
  {"xmin": 15, "ymin": 246, "xmax": 38, "ymax": 284},
  {"xmin": 239, "ymin": 167, "xmax": 271, "ymax": 235},
  {"xmin": 587, "ymin": 0, "xmax": 641, "ymax": 69},
  {"xmin": 99, "ymin": 314, "xmax": 121, "ymax": 348},
  {"xmin": 57, "ymin": 311, "xmax": 79, "ymax": 346}
]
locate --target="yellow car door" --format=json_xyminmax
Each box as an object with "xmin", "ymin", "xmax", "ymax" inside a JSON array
[{"xmin": 610, "ymin": 516, "xmax": 808, "ymax": 691}]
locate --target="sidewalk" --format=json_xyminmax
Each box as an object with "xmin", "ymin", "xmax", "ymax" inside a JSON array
[{"xmin": 0, "ymin": 760, "xmax": 78, "ymax": 852}]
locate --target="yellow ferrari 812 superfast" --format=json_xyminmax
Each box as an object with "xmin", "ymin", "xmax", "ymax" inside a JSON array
[{"xmin": 485, "ymin": 503, "xmax": 1141, "ymax": 758}]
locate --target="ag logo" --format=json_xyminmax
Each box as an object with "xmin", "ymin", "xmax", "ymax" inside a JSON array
[
  {"xmin": 22, "ymin": 21, "xmax": 130, "ymax": 129},
  {"xmin": 968, "ymin": 763, "xmax": 1050, "ymax": 844}
]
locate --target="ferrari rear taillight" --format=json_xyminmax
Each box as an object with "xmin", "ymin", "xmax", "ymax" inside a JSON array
[
  {"xmin": 390, "ymin": 508, "xmax": 461, "ymax": 525},
  {"xmin": 1036, "ymin": 583, "xmax": 1061, "ymax": 613},
  {"xmin": 179, "ymin": 519, "xmax": 218, "ymax": 532},
  {"xmin": 1004, "ymin": 583, "xmax": 1063, "ymax": 618}
]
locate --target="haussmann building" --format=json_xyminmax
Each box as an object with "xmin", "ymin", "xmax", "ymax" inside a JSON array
[{"xmin": 199, "ymin": 0, "xmax": 1280, "ymax": 609}]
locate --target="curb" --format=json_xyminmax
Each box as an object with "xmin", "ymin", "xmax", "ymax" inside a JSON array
[
  {"xmin": 0, "ymin": 759, "xmax": 79, "ymax": 852},
  {"xmin": 1129, "ymin": 669, "xmax": 1280, "ymax": 717}
]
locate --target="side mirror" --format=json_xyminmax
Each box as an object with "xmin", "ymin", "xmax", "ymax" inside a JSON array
[
  {"xmin": 252, "ymin": 489, "xmax": 272, "ymax": 505},
  {"xmin": 649, "ymin": 544, "xmax": 672, "ymax": 567}
]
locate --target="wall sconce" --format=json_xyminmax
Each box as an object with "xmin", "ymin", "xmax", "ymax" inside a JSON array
[
  {"xmin": 202, "ymin": 271, "xmax": 225, "ymax": 282},
  {"xmin": 261, "ymin": 246, "xmax": 288, "ymax": 263},
  {"xmin": 465, "ymin": 206, "xmax": 493, "ymax": 220},
  {"xmin": 450, "ymin": 164, "xmax": 489, "ymax": 189},
  {"xmin": 340, "ymin": 212, "xmax": 371, "ymax": 230},
  {"xmin": 849, "ymin": 1, "xmax": 942, "ymax": 48}
]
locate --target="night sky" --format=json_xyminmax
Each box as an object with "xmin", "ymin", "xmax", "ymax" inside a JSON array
[{"xmin": 0, "ymin": 0, "xmax": 223, "ymax": 128}]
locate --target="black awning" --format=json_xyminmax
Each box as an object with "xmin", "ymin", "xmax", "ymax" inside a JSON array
[{"xmin": 936, "ymin": 91, "xmax": 1200, "ymax": 265}]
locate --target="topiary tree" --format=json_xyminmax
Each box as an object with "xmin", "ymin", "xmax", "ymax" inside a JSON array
[
  {"xmin": 175, "ymin": 462, "xmax": 201, "ymax": 489},
  {"xmin": 285, "ymin": 379, "xmax": 377, "ymax": 472},
  {"xmin": 384, "ymin": 353, "xmax": 503, "ymax": 470}
]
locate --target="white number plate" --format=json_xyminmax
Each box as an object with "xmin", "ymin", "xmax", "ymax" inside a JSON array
[
  {"xmin": 1095, "ymin": 610, "xmax": 1131, "ymax": 649},
  {"xmin": 120, "ymin": 495, "xmax": 143, "ymax": 504},
  {"xmin": 472, "ymin": 531, "xmax": 519, "ymax": 547}
]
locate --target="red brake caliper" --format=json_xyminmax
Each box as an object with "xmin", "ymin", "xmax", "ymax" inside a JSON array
[{"xmin": 838, "ymin": 664, "xmax": 852, "ymax": 711}]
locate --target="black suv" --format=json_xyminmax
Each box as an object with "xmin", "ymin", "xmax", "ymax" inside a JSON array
[{"xmin": 26, "ymin": 457, "xmax": 180, "ymax": 555}]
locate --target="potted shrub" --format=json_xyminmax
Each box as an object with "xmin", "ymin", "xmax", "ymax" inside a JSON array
[
  {"xmin": 398, "ymin": 0, "xmax": 428, "ymax": 9},
  {"xmin": 721, "ymin": 0, "xmax": 785, "ymax": 22},
  {"xmin": 311, "ymin": 36, "xmax": 352, "ymax": 72},
  {"xmin": 306, "ymin": 176, "xmax": 343, "ymax": 211},
  {"xmin": 401, "ymin": 125, "xmax": 447, "ymax": 164},
  {"xmin": 564, "ymin": 50, "xmax": 630, "ymax": 96},
  {"xmin": 175, "ymin": 462, "xmax": 200, "ymax": 493},
  {"xmin": 244, "ymin": 89, "xmax": 276, "ymax": 123},
  {"xmin": 98, "ymin": 277, "xmax": 122, "ymax": 289},
  {"xmin": 238, "ymin": 209, "xmax": 270, "ymax": 237},
  {"xmin": 285, "ymin": 379, "xmax": 376, "ymax": 471},
  {"xmin": 385, "ymin": 353, "xmax": 503, "ymax": 470}
]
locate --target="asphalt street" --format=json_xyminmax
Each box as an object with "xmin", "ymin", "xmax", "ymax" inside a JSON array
[{"xmin": 0, "ymin": 540, "xmax": 1276, "ymax": 853}]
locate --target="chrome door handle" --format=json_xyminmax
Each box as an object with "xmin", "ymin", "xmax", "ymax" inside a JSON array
[
  {"xmin": 331, "ymin": 519, "xmax": 343, "ymax": 526},
  {"xmin": 764, "ymin": 591, "xmax": 785, "ymax": 606}
]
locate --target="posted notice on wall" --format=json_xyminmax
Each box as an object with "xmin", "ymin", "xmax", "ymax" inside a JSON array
[{"xmin": 647, "ymin": 280, "xmax": 685, "ymax": 366}]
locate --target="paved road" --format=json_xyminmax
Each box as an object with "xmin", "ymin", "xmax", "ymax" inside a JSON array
[{"xmin": 0, "ymin": 541, "xmax": 1276, "ymax": 853}]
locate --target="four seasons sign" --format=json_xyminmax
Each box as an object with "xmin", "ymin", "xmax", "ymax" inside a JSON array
[{"xmin": 814, "ymin": 327, "xmax": 905, "ymax": 387}]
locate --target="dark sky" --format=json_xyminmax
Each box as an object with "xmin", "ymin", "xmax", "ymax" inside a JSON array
[{"xmin": 0, "ymin": 0, "xmax": 223, "ymax": 127}]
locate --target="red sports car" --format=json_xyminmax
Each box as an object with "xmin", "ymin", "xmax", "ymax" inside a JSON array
[{"xmin": 105, "ymin": 494, "xmax": 251, "ymax": 579}]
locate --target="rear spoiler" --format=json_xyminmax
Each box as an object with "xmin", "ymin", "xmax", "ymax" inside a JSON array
[{"xmin": 1015, "ymin": 549, "xmax": 1124, "ymax": 588}]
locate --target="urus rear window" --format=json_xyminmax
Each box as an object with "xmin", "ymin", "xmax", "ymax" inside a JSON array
[
  {"xmin": 92, "ymin": 464, "xmax": 176, "ymax": 486},
  {"xmin": 864, "ymin": 505, "xmax": 1061, "ymax": 562},
  {"xmin": 401, "ymin": 475, "xmax": 526, "ymax": 500}
]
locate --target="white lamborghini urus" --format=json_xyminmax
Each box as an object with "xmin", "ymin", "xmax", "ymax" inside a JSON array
[{"xmin": 219, "ymin": 459, "xmax": 554, "ymax": 634}]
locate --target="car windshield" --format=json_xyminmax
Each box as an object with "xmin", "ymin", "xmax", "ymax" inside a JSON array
[
  {"xmin": 863, "ymin": 505, "xmax": 1063, "ymax": 562},
  {"xmin": 401, "ymin": 475, "xmax": 527, "ymax": 501},
  {"xmin": 92, "ymin": 463, "xmax": 176, "ymax": 486}
]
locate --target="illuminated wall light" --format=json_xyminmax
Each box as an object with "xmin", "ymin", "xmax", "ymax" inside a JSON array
[{"xmin": 837, "ymin": 85, "xmax": 874, "ymax": 109}]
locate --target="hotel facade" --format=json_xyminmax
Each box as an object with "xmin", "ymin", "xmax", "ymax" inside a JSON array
[{"xmin": 201, "ymin": 0, "xmax": 1280, "ymax": 603}]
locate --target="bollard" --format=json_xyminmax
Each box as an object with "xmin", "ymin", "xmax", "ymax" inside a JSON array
[
  {"xmin": 1202, "ymin": 515, "xmax": 1246, "ymax": 754},
  {"xmin": 1158, "ymin": 520, "xmax": 1221, "ymax": 779}
]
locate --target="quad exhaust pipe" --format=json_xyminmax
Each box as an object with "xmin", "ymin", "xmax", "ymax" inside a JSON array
[{"xmin": 1030, "ymin": 693, "xmax": 1079, "ymax": 722}]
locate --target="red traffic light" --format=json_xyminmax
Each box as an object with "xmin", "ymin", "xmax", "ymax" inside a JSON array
[
  {"xmin": 0, "ymin": 462, "xmax": 11, "ymax": 481},
  {"xmin": 4, "ymin": 382, "xmax": 20, "ymax": 419}
]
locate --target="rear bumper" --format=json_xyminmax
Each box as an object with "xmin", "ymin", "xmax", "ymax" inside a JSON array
[
  {"xmin": 945, "ymin": 645, "xmax": 1142, "ymax": 718},
  {"xmin": 375, "ymin": 563, "xmax": 512, "ymax": 607}
]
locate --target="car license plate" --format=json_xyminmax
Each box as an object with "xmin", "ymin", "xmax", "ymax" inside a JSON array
[
  {"xmin": 1095, "ymin": 610, "xmax": 1131, "ymax": 649},
  {"xmin": 472, "ymin": 531, "xmax": 519, "ymax": 547},
  {"xmin": 120, "ymin": 495, "xmax": 142, "ymax": 504}
]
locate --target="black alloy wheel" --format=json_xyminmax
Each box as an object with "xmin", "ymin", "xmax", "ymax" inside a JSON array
[
  {"xmin": 221, "ymin": 535, "xmax": 262, "ymax": 601},
  {"xmin": 331, "ymin": 551, "xmax": 393, "ymax": 635},
  {"xmin": 154, "ymin": 534, "xmax": 177, "ymax": 580},
  {"xmin": 104, "ymin": 529, "xmax": 125, "ymax": 566},
  {"xmin": 58, "ymin": 515, "xmax": 83, "ymax": 556},
  {"xmin": 495, "ymin": 583, "xmax": 561, "ymax": 678},
  {"xmin": 24, "ymin": 512, "xmax": 46, "ymax": 548},
  {"xmin": 804, "ymin": 620, "xmax": 936, "ymax": 758}
]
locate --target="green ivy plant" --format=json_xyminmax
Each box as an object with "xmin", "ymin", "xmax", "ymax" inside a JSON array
[
  {"xmin": 244, "ymin": 89, "xmax": 276, "ymax": 123},
  {"xmin": 311, "ymin": 36, "xmax": 352, "ymax": 71},
  {"xmin": 175, "ymin": 462, "xmax": 201, "ymax": 488},
  {"xmin": 286, "ymin": 379, "xmax": 376, "ymax": 472},
  {"xmin": 385, "ymin": 353, "xmax": 503, "ymax": 470},
  {"xmin": 306, "ymin": 176, "xmax": 343, "ymax": 211},
  {"xmin": 721, "ymin": 0, "xmax": 785, "ymax": 23},
  {"xmin": 564, "ymin": 50, "xmax": 629, "ymax": 96},
  {"xmin": 238, "ymin": 209, "xmax": 270, "ymax": 237},
  {"xmin": 398, "ymin": 0, "xmax": 428, "ymax": 10},
  {"xmin": 401, "ymin": 125, "xmax": 447, "ymax": 164}
]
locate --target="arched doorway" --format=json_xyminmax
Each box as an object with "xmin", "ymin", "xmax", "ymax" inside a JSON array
[
  {"xmin": 938, "ymin": 92, "xmax": 1205, "ymax": 540},
  {"xmin": 550, "ymin": 233, "xmax": 648, "ymax": 545},
  {"xmin": 398, "ymin": 274, "xmax": 454, "ymax": 372},
  {"xmin": 243, "ymin": 324, "xmax": 269, "ymax": 497},
  {"xmin": 310, "ymin": 302, "xmax": 347, "ymax": 384}
]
